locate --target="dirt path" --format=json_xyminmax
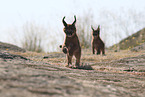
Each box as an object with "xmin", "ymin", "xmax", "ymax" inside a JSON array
[{"xmin": 0, "ymin": 50, "xmax": 145, "ymax": 97}]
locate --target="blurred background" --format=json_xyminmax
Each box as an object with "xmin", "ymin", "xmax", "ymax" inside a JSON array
[{"xmin": 0, "ymin": 0, "xmax": 145, "ymax": 52}]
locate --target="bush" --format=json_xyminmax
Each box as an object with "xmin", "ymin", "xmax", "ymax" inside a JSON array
[
  {"xmin": 77, "ymin": 12, "xmax": 94, "ymax": 48},
  {"xmin": 21, "ymin": 21, "xmax": 46, "ymax": 52}
]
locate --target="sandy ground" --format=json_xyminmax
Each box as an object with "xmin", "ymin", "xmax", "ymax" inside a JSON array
[{"xmin": 0, "ymin": 42, "xmax": 145, "ymax": 97}]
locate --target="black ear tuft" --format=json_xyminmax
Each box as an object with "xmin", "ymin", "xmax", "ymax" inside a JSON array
[
  {"xmin": 97, "ymin": 25, "xmax": 100, "ymax": 31},
  {"xmin": 62, "ymin": 16, "xmax": 67, "ymax": 27},
  {"xmin": 72, "ymin": 15, "xmax": 76, "ymax": 25},
  {"xmin": 91, "ymin": 25, "xmax": 94, "ymax": 31},
  {"xmin": 98, "ymin": 25, "xmax": 100, "ymax": 28}
]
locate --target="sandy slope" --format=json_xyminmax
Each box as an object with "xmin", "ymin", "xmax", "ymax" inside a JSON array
[{"xmin": 0, "ymin": 42, "xmax": 145, "ymax": 97}]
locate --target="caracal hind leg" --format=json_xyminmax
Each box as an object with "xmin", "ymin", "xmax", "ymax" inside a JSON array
[
  {"xmin": 92, "ymin": 46, "xmax": 95, "ymax": 54},
  {"xmin": 102, "ymin": 48, "xmax": 105, "ymax": 55}
]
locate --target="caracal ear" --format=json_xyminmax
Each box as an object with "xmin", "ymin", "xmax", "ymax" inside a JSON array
[
  {"xmin": 91, "ymin": 25, "xmax": 94, "ymax": 31},
  {"xmin": 97, "ymin": 25, "xmax": 100, "ymax": 32},
  {"xmin": 72, "ymin": 15, "xmax": 76, "ymax": 25},
  {"xmin": 62, "ymin": 16, "xmax": 67, "ymax": 27}
]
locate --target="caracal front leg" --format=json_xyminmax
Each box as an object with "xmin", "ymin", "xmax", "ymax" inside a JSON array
[
  {"xmin": 66, "ymin": 54, "xmax": 73, "ymax": 68},
  {"xmin": 92, "ymin": 45, "xmax": 95, "ymax": 54},
  {"xmin": 97, "ymin": 49, "xmax": 100, "ymax": 55},
  {"xmin": 74, "ymin": 49, "xmax": 81, "ymax": 68}
]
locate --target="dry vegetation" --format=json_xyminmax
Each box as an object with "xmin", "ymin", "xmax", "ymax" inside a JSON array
[{"xmin": 110, "ymin": 28, "xmax": 145, "ymax": 50}]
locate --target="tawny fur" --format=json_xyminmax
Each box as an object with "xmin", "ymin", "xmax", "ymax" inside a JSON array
[
  {"xmin": 91, "ymin": 25, "xmax": 105, "ymax": 55},
  {"xmin": 60, "ymin": 16, "xmax": 81, "ymax": 68}
]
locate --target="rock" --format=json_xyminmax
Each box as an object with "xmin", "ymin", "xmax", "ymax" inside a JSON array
[
  {"xmin": 131, "ymin": 42, "xmax": 145, "ymax": 52},
  {"xmin": 0, "ymin": 52, "xmax": 28, "ymax": 60},
  {"xmin": 0, "ymin": 41, "xmax": 26, "ymax": 52}
]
